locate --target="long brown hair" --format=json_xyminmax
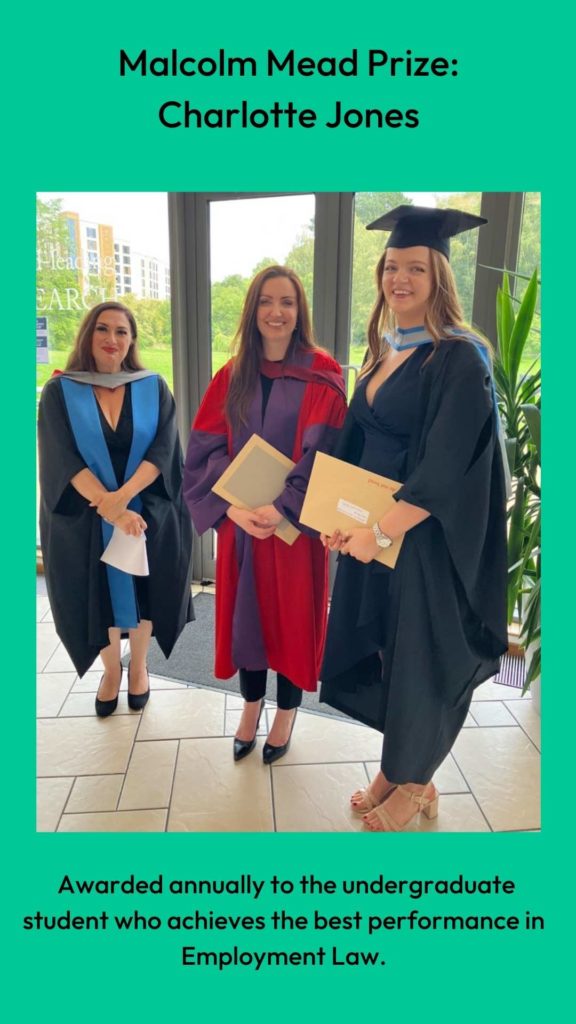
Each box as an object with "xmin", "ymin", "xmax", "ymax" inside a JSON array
[
  {"xmin": 65, "ymin": 301, "xmax": 145, "ymax": 372},
  {"xmin": 359, "ymin": 248, "xmax": 490, "ymax": 381},
  {"xmin": 225, "ymin": 266, "xmax": 317, "ymax": 426}
]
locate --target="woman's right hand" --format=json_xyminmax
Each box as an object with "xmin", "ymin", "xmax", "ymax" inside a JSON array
[
  {"xmin": 226, "ymin": 506, "xmax": 276, "ymax": 540},
  {"xmin": 94, "ymin": 489, "xmax": 129, "ymax": 524},
  {"xmin": 113, "ymin": 510, "xmax": 148, "ymax": 537}
]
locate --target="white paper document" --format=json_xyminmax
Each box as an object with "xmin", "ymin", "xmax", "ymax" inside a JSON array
[{"xmin": 100, "ymin": 527, "xmax": 150, "ymax": 576}]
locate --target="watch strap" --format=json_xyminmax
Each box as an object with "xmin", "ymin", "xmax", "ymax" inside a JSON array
[{"xmin": 372, "ymin": 522, "xmax": 393, "ymax": 548}]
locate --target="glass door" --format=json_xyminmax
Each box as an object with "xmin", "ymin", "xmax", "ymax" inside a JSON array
[{"xmin": 197, "ymin": 193, "xmax": 316, "ymax": 580}]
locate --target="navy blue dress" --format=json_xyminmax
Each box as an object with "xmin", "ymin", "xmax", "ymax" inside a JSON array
[
  {"xmin": 323, "ymin": 346, "xmax": 430, "ymax": 670},
  {"xmin": 320, "ymin": 342, "xmax": 507, "ymax": 784}
]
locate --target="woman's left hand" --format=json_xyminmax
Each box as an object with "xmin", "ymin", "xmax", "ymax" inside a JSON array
[
  {"xmin": 114, "ymin": 510, "xmax": 148, "ymax": 536},
  {"xmin": 340, "ymin": 527, "xmax": 379, "ymax": 563},
  {"xmin": 322, "ymin": 529, "xmax": 347, "ymax": 551},
  {"xmin": 252, "ymin": 504, "xmax": 283, "ymax": 528},
  {"xmin": 94, "ymin": 490, "xmax": 128, "ymax": 523}
]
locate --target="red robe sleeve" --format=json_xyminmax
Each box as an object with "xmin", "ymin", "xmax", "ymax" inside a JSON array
[{"xmin": 183, "ymin": 363, "xmax": 232, "ymax": 535}]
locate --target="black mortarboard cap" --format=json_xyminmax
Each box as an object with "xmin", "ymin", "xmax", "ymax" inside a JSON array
[{"xmin": 366, "ymin": 204, "xmax": 487, "ymax": 260}]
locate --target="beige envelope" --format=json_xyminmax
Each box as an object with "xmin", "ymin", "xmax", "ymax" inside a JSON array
[
  {"xmin": 299, "ymin": 452, "xmax": 405, "ymax": 568},
  {"xmin": 212, "ymin": 433, "xmax": 299, "ymax": 545}
]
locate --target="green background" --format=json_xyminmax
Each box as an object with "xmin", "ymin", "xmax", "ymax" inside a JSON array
[{"xmin": 7, "ymin": 1, "xmax": 568, "ymax": 1021}]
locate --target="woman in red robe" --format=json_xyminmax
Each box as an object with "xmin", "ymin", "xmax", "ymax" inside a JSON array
[{"xmin": 184, "ymin": 266, "xmax": 346, "ymax": 763}]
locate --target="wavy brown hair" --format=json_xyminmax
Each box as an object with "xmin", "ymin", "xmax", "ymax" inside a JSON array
[
  {"xmin": 225, "ymin": 265, "xmax": 317, "ymax": 426},
  {"xmin": 359, "ymin": 248, "xmax": 490, "ymax": 381},
  {"xmin": 65, "ymin": 301, "xmax": 145, "ymax": 372}
]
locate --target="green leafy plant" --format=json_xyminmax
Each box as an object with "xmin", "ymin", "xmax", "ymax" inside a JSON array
[{"xmin": 493, "ymin": 268, "xmax": 540, "ymax": 689}]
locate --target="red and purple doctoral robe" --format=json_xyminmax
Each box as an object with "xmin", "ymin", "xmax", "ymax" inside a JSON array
[{"xmin": 184, "ymin": 348, "xmax": 347, "ymax": 691}]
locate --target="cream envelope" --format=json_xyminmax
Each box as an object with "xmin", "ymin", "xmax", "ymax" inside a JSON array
[
  {"xmin": 212, "ymin": 433, "xmax": 299, "ymax": 545},
  {"xmin": 299, "ymin": 452, "xmax": 405, "ymax": 568}
]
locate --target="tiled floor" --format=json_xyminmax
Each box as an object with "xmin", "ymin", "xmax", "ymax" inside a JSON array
[{"xmin": 36, "ymin": 582, "xmax": 541, "ymax": 833}]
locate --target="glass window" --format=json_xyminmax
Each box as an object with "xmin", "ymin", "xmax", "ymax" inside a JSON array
[
  {"xmin": 36, "ymin": 192, "xmax": 173, "ymax": 547},
  {"xmin": 208, "ymin": 194, "xmax": 316, "ymax": 376},
  {"xmin": 349, "ymin": 191, "xmax": 482, "ymax": 375},
  {"xmin": 516, "ymin": 192, "xmax": 541, "ymax": 368},
  {"xmin": 37, "ymin": 192, "xmax": 173, "ymax": 390}
]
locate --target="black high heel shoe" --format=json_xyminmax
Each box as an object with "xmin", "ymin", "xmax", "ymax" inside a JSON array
[
  {"xmin": 262, "ymin": 708, "xmax": 298, "ymax": 765},
  {"xmin": 233, "ymin": 698, "xmax": 265, "ymax": 762},
  {"xmin": 127, "ymin": 661, "xmax": 150, "ymax": 711},
  {"xmin": 95, "ymin": 663, "xmax": 123, "ymax": 718}
]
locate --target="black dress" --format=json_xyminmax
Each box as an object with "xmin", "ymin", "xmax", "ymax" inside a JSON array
[
  {"xmin": 38, "ymin": 375, "xmax": 195, "ymax": 676},
  {"xmin": 96, "ymin": 386, "xmax": 152, "ymax": 620},
  {"xmin": 320, "ymin": 340, "xmax": 508, "ymax": 784}
]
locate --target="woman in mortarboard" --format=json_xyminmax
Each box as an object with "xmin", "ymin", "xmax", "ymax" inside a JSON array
[
  {"xmin": 320, "ymin": 207, "xmax": 508, "ymax": 831},
  {"xmin": 38, "ymin": 301, "xmax": 194, "ymax": 715},
  {"xmin": 184, "ymin": 266, "xmax": 347, "ymax": 764}
]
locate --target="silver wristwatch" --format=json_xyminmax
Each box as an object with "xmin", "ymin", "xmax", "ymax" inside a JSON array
[{"xmin": 372, "ymin": 522, "xmax": 393, "ymax": 549}]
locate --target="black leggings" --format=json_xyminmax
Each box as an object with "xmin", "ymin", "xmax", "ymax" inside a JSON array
[{"xmin": 239, "ymin": 669, "xmax": 303, "ymax": 710}]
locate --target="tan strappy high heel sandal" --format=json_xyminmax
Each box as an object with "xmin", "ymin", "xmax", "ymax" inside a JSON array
[
  {"xmin": 363, "ymin": 783, "xmax": 439, "ymax": 832},
  {"xmin": 350, "ymin": 782, "xmax": 397, "ymax": 815}
]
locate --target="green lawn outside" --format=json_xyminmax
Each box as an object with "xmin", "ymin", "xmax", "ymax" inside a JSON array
[
  {"xmin": 36, "ymin": 347, "xmax": 232, "ymax": 396},
  {"xmin": 37, "ymin": 348, "xmax": 176, "ymax": 392},
  {"xmin": 36, "ymin": 342, "xmax": 538, "ymax": 403}
]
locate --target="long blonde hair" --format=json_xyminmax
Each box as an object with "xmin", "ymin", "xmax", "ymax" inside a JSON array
[
  {"xmin": 225, "ymin": 265, "xmax": 317, "ymax": 427},
  {"xmin": 359, "ymin": 248, "xmax": 490, "ymax": 380}
]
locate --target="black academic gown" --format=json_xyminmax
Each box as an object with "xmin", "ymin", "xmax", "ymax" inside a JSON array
[
  {"xmin": 38, "ymin": 374, "xmax": 194, "ymax": 676},
  {"xmin": 320, "ymin": 339, "xmax": 508, "ymax": 783}
]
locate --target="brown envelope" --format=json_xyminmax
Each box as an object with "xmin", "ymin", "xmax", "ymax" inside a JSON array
[
  {"xmin": 212, "ymin": 433, "xmax": 299, "ymax": 545},
  {"xmin": 299, "ymin": 452, "xmax": 405, "ymax": 568}
]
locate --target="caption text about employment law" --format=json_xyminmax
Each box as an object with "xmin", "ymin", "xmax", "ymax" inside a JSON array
[{"xmin": 22, "ymin": 871, "xmax": 544, "ymax": 970}]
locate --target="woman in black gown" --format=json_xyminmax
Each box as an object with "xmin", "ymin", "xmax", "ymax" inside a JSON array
[
  {"xmin": 38, "ymin": 302, "xmax": 194, "ymax": 716},
  {"xmin": 320, "ymin": 206, "xmax": 508, "ymax": 831}
]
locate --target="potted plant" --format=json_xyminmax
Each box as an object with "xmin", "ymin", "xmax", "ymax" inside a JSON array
[
  {"xmin": 515, "ymin": 402, "xmax": 540, "ymax": 707},
  {"xmin": 493, "ymin": 268, "xmax": 541, "ymax": 707}
]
